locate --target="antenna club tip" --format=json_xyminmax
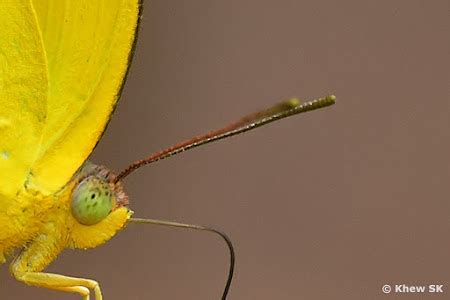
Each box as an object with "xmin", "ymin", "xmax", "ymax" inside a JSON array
[
  {"xmin": 286, "ymin": 98, "xmax": 301, "ymax": 107},
  {"xmin": 328, "ymin": 95, "xmax": 337, "ymax": 102}
]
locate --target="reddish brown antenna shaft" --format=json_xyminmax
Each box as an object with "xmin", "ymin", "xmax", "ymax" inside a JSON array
[{"xmin": 115, "ymin": 95, "xmax": 336, "ymax": 182}]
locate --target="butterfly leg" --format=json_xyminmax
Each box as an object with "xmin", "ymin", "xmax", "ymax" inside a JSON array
[
  {"xmin": 10, "ymin": 270, "xmax": 103, "ymax": 300},
  {"xmin": 50, "ymin": 286, "xmax": 91, "ymax": 300},
  {"xmin": 10, "ymin": 233, "xmax": 103, "ymax": 300}
]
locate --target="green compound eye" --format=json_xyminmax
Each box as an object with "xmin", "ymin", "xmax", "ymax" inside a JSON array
[{"xmin": 71, "ymin": 177, "xmax": 114, "ymax": 225}]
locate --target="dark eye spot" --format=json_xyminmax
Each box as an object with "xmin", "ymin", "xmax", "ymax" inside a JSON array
[{"xmin": 91, "ymin": 193, "xmax": 95, "ymax": 199}]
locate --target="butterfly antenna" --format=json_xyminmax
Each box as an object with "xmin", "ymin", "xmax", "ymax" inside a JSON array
[
  {"xmin": 129, "ymin": 217, "xmax": 235, "ymax": 300},
  {"xmin": 115, "ymin": 94, "xmax": 336, "ymax": 182}
]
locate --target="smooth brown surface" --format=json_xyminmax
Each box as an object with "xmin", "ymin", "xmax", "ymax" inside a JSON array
[{"xmin": 2, "ymin": 1, "xmax": 449, "ymax": 299}]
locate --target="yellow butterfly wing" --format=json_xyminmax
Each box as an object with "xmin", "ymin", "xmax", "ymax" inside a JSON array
[
  {"xmin": 30, "ymin": 0, "xmax": 140, "ymax": 194},
  {"xmin": 0, "ymin": 0, "xmax": 140, "ymax": 198},
  {"xmin": 0, "ymin": 0, "xmax": 48, "ymax": 199}
]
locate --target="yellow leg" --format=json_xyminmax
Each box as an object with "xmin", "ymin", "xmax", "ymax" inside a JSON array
[
  {"xmin": 51, "ymin": 286, "xmax": 91, "ymax": 300},
  {"xmin": 12, "ymin": 271, "xmax": 102, "ymax": 300},
  {"xmin": 9, "ymin": 226, "xmax": 104, "ymax": 300}
]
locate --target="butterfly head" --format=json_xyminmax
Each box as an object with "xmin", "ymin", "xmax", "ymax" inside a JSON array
[
  {"xmin": 71, "ymin": 164, "xmax": 129, "ymax": 226},
  {"xmin": 67, "ymin": 162, "xmax": 131, "ymax": 249}
]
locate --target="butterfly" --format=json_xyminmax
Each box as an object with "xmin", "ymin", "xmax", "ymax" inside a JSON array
[{"xmin": 0, "ymin": 1, "xmax": 335, "ymax": 299}]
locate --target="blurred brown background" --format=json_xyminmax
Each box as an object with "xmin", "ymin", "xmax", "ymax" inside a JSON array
[{"xmin": 2, "ymin": 0, "xmax": 449, "ymax": 299}]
